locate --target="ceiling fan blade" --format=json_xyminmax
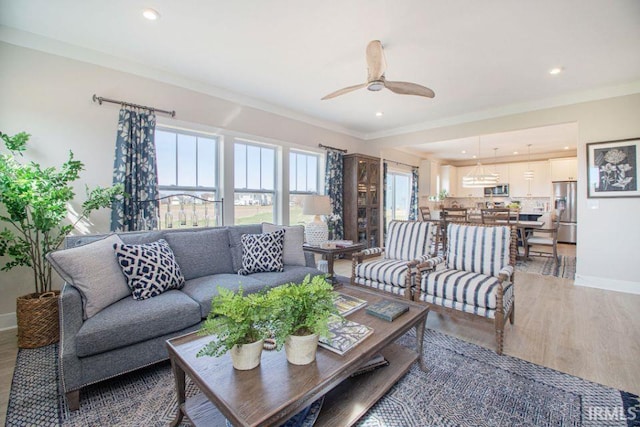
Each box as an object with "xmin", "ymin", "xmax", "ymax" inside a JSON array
[
  {"xmin": 321, "ymin": 83, "xmax": 367, "ymax": 100},
  {"xmin": 366, "ymin": 40, "xmax": 386, "ymax": 81},
  {"xmin": 384, "ymin": 80, "xmax": 435, "ymax": 98}
]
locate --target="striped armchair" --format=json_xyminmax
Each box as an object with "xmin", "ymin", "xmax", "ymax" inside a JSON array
[
  {"xmin": 351, "ymin": 221, "xmax": 435, "ymax": 299},
  {"xmin": 415, "ymin": 223, "xmax": 517, "ymax": 355}
]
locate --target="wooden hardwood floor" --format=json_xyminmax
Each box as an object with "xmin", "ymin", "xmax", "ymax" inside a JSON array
[{"xmin": 1, "ymin": 246, "xmax": 638, "ymax": 424}]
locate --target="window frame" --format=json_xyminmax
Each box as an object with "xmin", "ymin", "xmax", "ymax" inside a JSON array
[
  {"xmin": 155, "ymin": 126, "xmax": 219, "ymax": 196},
  {"xmin": 233, "ymin": 139, "xmax": 278, "ymax": 224},
  {"xmin": 386, "ymin": 170, "xmax": 412, "ymax": 222},
  {"xmin": 289, "ymin": 150, "xmax": 321, "ymax": 196}
]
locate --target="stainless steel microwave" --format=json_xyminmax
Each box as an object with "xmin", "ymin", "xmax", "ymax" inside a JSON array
[{"xmin": 484, "ymin": 184, "xmax": 509, "ymax": 197}]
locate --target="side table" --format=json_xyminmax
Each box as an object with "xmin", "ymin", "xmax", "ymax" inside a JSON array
[{"xmin": 303, "ymin": 243, "xmax": 366, "ymax": 283}]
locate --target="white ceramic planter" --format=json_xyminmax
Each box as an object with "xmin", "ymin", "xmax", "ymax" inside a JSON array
[
  {"xmin": 230, "ymin": 339, "xmax": 264, "ymax": 370},
  {"xmin": 285, "ymin": 333, "xmax": 319, "ymax": 365}
]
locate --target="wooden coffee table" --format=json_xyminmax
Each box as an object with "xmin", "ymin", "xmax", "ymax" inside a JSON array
[{"xmin": 166, "ymin": 284, "xmax": 429, "ymax": 427}]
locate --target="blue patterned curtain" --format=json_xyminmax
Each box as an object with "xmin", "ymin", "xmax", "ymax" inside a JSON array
[
  {"xmin": 383, "ymin": 162, "xmax": 388, "ymax": 241},
  {"xmin": 110, "ymin": 107, "xmax": 159, "ymax": 231},
  {"xmin": 324, "ymin": 150, "xmax": 344, "ymax": 239},
  {"xmin": 408, "ymin": 167, "xmax": 419, "ymax": 221}
]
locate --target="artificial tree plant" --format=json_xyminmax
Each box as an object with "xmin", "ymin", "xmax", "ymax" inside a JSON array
[{"xmin": 0, "ymin": 131, "xmax": 123, "ymax": 295}]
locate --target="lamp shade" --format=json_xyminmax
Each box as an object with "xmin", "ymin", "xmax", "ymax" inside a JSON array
[{"xmin": 302, "ymin": 195, "xmax": 332, "ymax": 216}]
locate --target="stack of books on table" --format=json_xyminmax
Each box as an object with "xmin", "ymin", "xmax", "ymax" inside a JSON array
[
  {"xmin": 333, "ymin": 293, "xmax": 367, "ymax": 316},
  {"xmin": 365, "ymin": 299, "xmax": 410, "ymax": 322},
  {"xmin": 318, "ymin": 315, "xmax": 373, "ymax": 356},
  {"xmin": 333, "ymin": 240, "xmax": 354, "ymax": 248},
  {"xmin": 350, "ymin": 353, "xmax": 390, "ymax": 377}
]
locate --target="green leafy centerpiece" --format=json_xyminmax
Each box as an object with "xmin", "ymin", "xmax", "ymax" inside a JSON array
[
  {"xmin": 267, "ymin": 275, "xmax": 338, "ymax": 365},
  {"xmin": 0, "ymin": 131, "xmax": 122, "ymax": 348},
  {"xmin": 197, "ymin": 287, "xmax": 269, "ymax": 370}
]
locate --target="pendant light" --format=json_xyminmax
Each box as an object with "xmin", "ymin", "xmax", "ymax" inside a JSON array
[
  {"xmin": 462, "ymin": 137, "xmax": 499, "ymax": 188},
  {"xmin": 524, "ymin": 144, "xmax": 534, "ymax": 180}
]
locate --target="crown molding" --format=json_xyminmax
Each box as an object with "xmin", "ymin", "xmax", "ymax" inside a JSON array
[
  {"xmin": 0, "ymin": 26, "xmax": 367, "ymax": 140},
  {"xmin": 364, "ymin": 80, "xmax": 640, "ymax": 141}
]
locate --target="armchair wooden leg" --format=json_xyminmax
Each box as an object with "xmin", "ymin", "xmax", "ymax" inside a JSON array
[
  {"xmin": 509, "ymin": 304, "xmax": 515, "ymax": 325},
  {"xmin": 495, "ymin": 324, "xmax": 504, "ymax": 356},
  {"xmin": 66, "ymin": 390, "xmax": 80, "ymax": 411}
]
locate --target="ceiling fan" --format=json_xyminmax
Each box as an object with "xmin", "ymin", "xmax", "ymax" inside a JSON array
[{"xmin": 321, "ymin": 40, "xmax": 435, "ymax": 100}]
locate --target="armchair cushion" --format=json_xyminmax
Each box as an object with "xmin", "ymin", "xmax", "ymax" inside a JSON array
[
  {"xmin": 419, "ymin": 269, "xmax": 513, "ymax": 316},
  {"xmin": 354, "ymin": 259, "xmax": 412, "ymax": 289},
  {"xmin": 361, "ymin": 247, "xmax": 385, "ymax": 256},
  {"xmin": 385, "ymin": 221, "xmax": 432, "ymax": 261},
  {"xmin": 446, "ymin": 224, "xmax": 511, "ymax": 277}
]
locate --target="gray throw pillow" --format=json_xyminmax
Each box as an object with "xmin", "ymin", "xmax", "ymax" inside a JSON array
[
  {"xmin": 114, "ymin": 239, "xmax": 185, "ymax": 300},
  {"xmin": 164, "ymin": 228, "xmax": 234, "ymax": 279},
  {"xmin": 46, "ymin": 234, "xmax": 130, "ymax": 319},
  {"xmin": 240, "ymin": 230, "xmax": 285, "ymax": 275},
  {"xmin": 262, "ymin": 223, "xmax": 306, "ymax": 266}
]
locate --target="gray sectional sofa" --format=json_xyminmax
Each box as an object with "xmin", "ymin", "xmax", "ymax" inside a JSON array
[{"xmin": 58, "ymin": 224, "xmax": 320, "ymax": 410}]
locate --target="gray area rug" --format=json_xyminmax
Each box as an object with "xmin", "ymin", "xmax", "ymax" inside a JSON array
[
  {"xmin": 6, "ymin": 328, "xmax": 638, "ymax": 426},
  {"xmin": 516, "ymin": 255, "xmax": 576, "ymax": 279}
]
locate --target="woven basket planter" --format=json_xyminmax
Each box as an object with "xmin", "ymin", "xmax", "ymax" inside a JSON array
[{"xmin": 16, "ymin": 291, "xmax": 60, "ymax": 349}]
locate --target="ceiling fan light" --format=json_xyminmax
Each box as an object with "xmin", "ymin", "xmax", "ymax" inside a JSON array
[{"xmin": 367, "ymin": 81, "xmax": 385, "ymax": 91}]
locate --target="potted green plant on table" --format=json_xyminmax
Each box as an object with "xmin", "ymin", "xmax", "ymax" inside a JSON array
[
  {"xmin": 0, "ymin": 131, "xmax": 122, "ymax": 348},
  {"xmin": 267, "ymin": 275, "xmax": 338, "ymax": 365},
  {"xmin": 197, "ymin": 287, "xmax": 270, "ymax": 370}
]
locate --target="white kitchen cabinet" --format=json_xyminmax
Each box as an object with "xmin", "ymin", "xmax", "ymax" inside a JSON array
[
  {"xmin": 441, "ymin": 165, "xmax": 457, "ymax": 197},
  {"xmin": 509, "ymin": 160, "xmax": 551, "ymax": 197},
  {"xmin": 419, "ymin": 160, "xmax": 440, "ymax": 198},
  {"xmin": 549, "ymin": 157, "xmax": 577, "ymax": 181},
  {"xmin": 456, "ymin": 165, "xmax": 484, "ymax": 198},
  {"xmin": 492, "ymin": 163, "xmax": 510, "ymax": 185}
]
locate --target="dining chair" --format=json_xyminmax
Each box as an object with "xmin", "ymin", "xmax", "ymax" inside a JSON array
[
  {"xmin": 524, "ymin": 210, "xmax": 562, "ymax": 262},
  {"xmin": 481, "ymin": 208, "xmax": 513, "ymax": 224},
  {"xmin": 419, "ymin": 206, "xmax": 431, "ymax": 221},
  {"xmin": 441, "ymin": 207, "xmax": 468, "ymax": 223}
]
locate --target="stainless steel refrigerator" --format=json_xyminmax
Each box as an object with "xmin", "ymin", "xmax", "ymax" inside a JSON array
[{"xmin": 553, "ymin": 181, "xmax": 577, "ymax": 243}]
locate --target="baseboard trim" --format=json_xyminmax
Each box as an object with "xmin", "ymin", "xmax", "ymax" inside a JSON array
[
  {"xmin": 574, "ymin": 274, "xmax": 640, "ymax": 295},
  {"xmin": 0, "ymin": 312, "xmax": 17, "ymax": 331}
]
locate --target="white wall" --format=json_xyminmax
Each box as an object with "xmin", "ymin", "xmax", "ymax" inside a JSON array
[
  {"xmin": 0, "ymin": 41, "xmax": 370, "ymax": 319},
  {"xmin": 370, "ymin": 94, "xmax": 640, "ymax": 294}
]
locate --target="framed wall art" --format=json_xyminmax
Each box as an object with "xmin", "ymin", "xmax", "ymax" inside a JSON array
[{"xmin": 587, "ymin": 138, "xmax": 639, "ymax": 198}]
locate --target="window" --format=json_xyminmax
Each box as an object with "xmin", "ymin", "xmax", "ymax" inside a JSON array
[
  {"xmin": 385, "ymin": 171, "xmax": 411, "ymax": 225},
  {"xmin": 155, "ymin": 128, "xmax": 220, "ymax": 228},
  {"xmin": 234, "ymin": 141, "xmax": 276, "ymax": 224},
  {"xmin": 289, "ymin": 151, "xmax": 320, "ymax": 225}
]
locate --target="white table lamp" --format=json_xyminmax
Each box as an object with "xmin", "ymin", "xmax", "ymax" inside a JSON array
[{"xmin": 303, "ymin": 195, "xmax": 332, "ymax": 245}]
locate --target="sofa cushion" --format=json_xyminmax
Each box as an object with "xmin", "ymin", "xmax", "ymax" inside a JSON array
[
  {"xmin": 446, "ymin": 224, "xmax": 511, "ymax": 277},
  {"xmin": 240, "ymin": 230, "xmax": 285, "ymax": 274},
  {"xmin": 181, "ymin": 274, "xmax": 270, "ymax": 318},
  {"xmin": 164, "ymin": 228, "xmax": 234, "ymax": 279},
  {"xmin": 229, "ymin": 224, "xmax": 263, "ymax": 272},
  {"xmin": 114, "ymin": 239, "xmax": 185, "ymax": 300},
  {"xmin": 385, "ymin": 221, "xmax": 432, "ymax": 261},
  {"xmin": 248, "ymin": 266, "xmax": 324, "ymax": 288},
  {"xmin": 262, "ymin": 223, "xmax": 306, "ymax": 266},
  {"xmin": 354, "ymin": 259, "xmax": 411, "ymax": 288},
  {"xmin": 47, "ymin": 234, "xmax": 130, "ymax": 319},
  {"xmin": 75, "ymin": 289, "xmax": 201, "ymax": 357},
  {"xmin": 420, "ymin": 268, "xmax": 512, "ymax": 310}
]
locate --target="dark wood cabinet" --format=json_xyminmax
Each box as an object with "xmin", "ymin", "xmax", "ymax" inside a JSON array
[{"xmin": 344, "ymin": 153, "xmax": 381, "ymax": 248}]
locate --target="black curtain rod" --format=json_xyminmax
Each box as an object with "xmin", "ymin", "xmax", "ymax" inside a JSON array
[
  {"xmin": 384, "ymin": 159, "xmax": 417, "ymax": 169},
  {"xmin": 92, "ymin": 94, "xmax": 176, "ymax": 117},
  {"xmin": 318, "ymin": 143, "xmax": 347, "ymax": 153}
]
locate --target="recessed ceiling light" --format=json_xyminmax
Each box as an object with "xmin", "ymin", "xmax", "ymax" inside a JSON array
[
  {"xmin": 143, "ymin": 8, "xmax": 160, "ymax": 20},
  {"xmin": 461, "ymin": 150, "xmax": 466, "ymax": 154},
  {"xmin": 513, "ymin": 151, "xmax": 519, "ymax": 155},
  {"xmin": 375, "ymin": 111, "xmax": 383, "ymax": 117},
  {"xmin": 472, "ymin": 155, "xmax": 477, "ymax": 159},
  {"xmin": 564, "ymin": 146, "xmax": 569, "ymax": 150},
  {"xmin": 549, "ymin": 67, "xmax": 564, "ymax": 75}
]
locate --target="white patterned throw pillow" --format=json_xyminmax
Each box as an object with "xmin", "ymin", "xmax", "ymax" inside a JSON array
[
  {"xmin": 239, "ymin": 229, "xmax": 285, "ymax": 275},
  {"xmin": 113, "ymin": 239, "xmax": 185, "ymax": 300}
]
